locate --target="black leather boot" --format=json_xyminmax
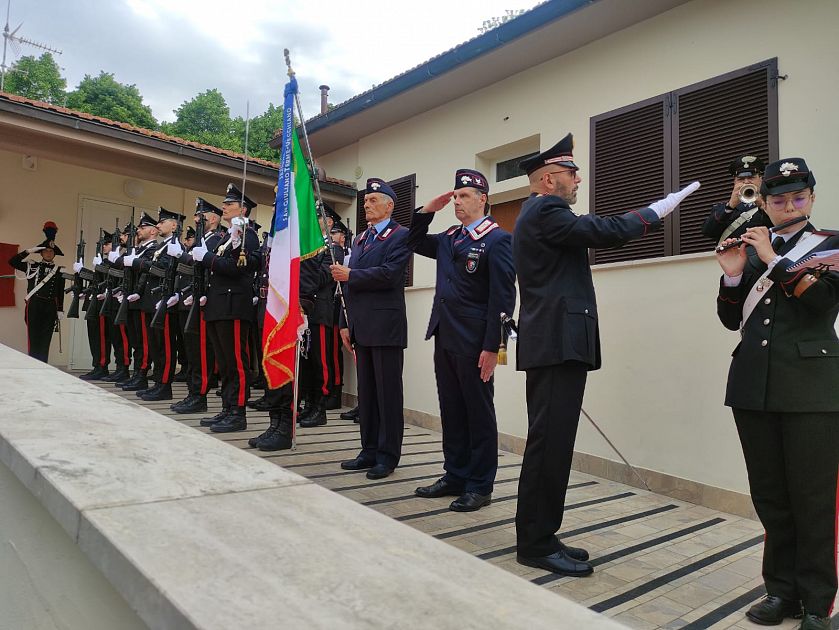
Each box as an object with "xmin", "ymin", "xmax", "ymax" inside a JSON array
[
  {"xmin": 173, "ymin": 395, "xmax": 207, "ymax": 414},
  {"xmin": 136, "ymin": 381, "xmax": 161, "ymax": 398},
  {"xmin": 200, "ymin": 408, "xmax": 230, "ymax": 427},
  {"xmin": 325, "ymin": 386, "xmax": 342, "ymax": 410},
  {"xmin": 114, "ymin": 369, "xmax": 137, "ymax": 387},
  {"xmin": 299, "ymin": 395, "xmax": 327, "ymax": 428},
  {"xmin": 258, "ymin": 410, "xmax": 293, "ymax": 451},
  {"xmin": 211, "ymin": 407, "xmax": 247, "ymax": 433},
  {"xmin": 745, "ymin": 596, "xmax": 803, "ymax": 625},
  {"xmin": 79, "ymin": 367, "xmax": 99, "ymax": 380},
  {"xmin": 141, "ymin": 382, "xmax": 172, "ymax": 401},
  {"xmin": 81, "ymin": 366, "xmax": 108, "ymax": 380},
  {"xmin": 103, "ymin": 366, "xmax": 129, "ymax": 383},
  {"xmin": 247, "ymin": 395, "xmax": 272, "ymax": 411},
  {"xmin": 296, "ymin": 391, "xmax": 316, "ymax": 424},
  {"xmin": 122, "ymin": 370, "xmax": 149, "ymax": 391},
  {"xmin": 340, "ymin": 405, "xmax": 359, "ymax": 423}
]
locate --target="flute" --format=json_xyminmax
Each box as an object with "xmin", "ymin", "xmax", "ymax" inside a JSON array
[{"xmin": 715, "ymin": 214, "xmax": 809, "ymax": 253}]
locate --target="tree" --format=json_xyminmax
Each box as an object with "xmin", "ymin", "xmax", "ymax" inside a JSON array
[
  {"xmin": 66, "ymin": 72, "xmax": 157, "ymax": 130},
  {"xmin": 167, "ymin": 89, "xmax": 240, "ymax": 149},
  {"xmin": 239, "ymin": 102, "xmax": 284, "ymax": 162},
  {"xmin": 4, "ymin": 52, "xmax": 66, "ymax": 104},
  {"xmin": 478, "ymin": 9, "xmax": 526, "ymax": 34}
]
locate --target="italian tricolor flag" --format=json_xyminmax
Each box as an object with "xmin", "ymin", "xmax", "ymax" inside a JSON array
[{"xmin": 262, "ymin": 76, "xmax": 323, "ymax": 389}]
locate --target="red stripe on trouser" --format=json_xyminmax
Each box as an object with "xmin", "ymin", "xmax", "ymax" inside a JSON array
[
  {"xmin": 233, "ymin": 320, "xmax": 246, "ymax": 407},
  {"xmin": 199, "ymin": 311, "xmax": 208, "ymax": 395},
  {"xmin": 319, "ymin": 325, "xmax": 329, "ymax": 395},
  {"xmin": 98, "ymin": 315, "xmax": 107, "ymax": 366},
  {"xmin": 332, "ymin": 326, "xmax": 341, "ymax": 385},
  {"xmin": 162, "ymin": 313, "xmax": 172, "ymax": 383},
  {"xmin": 140, "ymin": 312, "xmax": 149, "ymax": 369},
  {"xmin": 120, "ymin": 325, "xmax": 130, "ymax": 365}
]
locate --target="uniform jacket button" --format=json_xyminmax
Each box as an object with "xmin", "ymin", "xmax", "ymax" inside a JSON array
[
  {"xmin": 761, "ymin": 340, "xmax": 768, "ymax": 347},
  {"xmin": 763, "ymin": 298, "xmax": 771, "ymax": 305},
  {"xmin": 763, "ymin": 318, "xmax": 770, "ymax": 325},
  {"xmin": 822, "ymin": 348, "xmax": 828, "ymax": 354}
]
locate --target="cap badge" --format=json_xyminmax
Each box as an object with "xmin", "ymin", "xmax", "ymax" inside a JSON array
[
  {"xmin": 370, "ymin": 182, "xmax": 381, "ymax": 190},
  {"xmin": 226, "ymin": 183, "xmax": 233, "ymax": 192},
  {"xmin": 741, "ymin": 156, "xmax": 757, "ymax": 168},
  {"xmin": 779, "ymin": 162, "xmax": 799, "ymax": 177},
  {"xmin": 460, "ymin": 175, "xmax": 472, "ymax": 185}
]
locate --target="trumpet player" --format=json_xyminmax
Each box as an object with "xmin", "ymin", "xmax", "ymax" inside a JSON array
[{"xmin": 702, "ymin": 155, "xmax": 771, "ymax": 244}]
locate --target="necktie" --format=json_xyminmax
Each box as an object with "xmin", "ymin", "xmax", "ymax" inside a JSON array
[
  {"xmin": 772, "ymin": 236, "xmax": 784, "ymax": 254},
  {"xmin": 365, "ymin": 226, "xmax": 377, "ymax": 248}
]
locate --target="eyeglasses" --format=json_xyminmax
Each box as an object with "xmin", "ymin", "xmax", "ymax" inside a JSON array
[
  {"xmin": 544, "ymin": 169, "xmax": 578, "ymax": 178},
  {"xmin": 766, "ymin": 192, "xmax": 812, "ymax": 211}
]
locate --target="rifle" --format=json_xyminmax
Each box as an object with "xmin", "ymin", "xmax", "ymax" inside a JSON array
[
  {"xmin": 150, "ymin": 219, "xmax": 182, "ymax": 330},
  {"xmin": 183, "ymin": 213, "xmax": 206, "ymax": 334},
  {"xmin": 84, "ymin": 228, "xmax": 105, "ymax": 321},
  {"xmin": 114, "ymin": 210, "xmax": 136, "ymax": 326},
  {"xmin": 98, "ymin": 218, "xmax": 121, "ymax": 318},
  {"xmin": 64, "ymin": 230, "xmax": 86, "ymax": 318}
]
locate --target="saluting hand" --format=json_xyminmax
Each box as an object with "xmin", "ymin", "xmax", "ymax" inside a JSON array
[
  {"xmin": 421, "ymin": 191, "xmax": 454, "ymax": 214},
  {"xmin": 478, "ymin": 351, "xmax": 498, "ymax": 383},
  {"xmin": 331, "ymin": 264, "xmax": 350, "ymax": 282}
]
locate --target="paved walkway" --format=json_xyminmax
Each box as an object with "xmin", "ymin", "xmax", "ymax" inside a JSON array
[{"xmin": 94, "ymin": 377, "xmax": 837, "ymax": 630}]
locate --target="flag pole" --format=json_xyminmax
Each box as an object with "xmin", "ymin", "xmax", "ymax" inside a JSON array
[{"xmin": 283, "ymin": 49, "xmax": 352, "ymax": 333}]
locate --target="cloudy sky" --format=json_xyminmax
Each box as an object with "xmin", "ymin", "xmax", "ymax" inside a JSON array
[{"xmin": 7, "ymin": 0, "xmax": 539, "ymax": 122}]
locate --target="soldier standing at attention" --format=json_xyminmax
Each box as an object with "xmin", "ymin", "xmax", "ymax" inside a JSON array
[
  {"xmin": 512, "ymin": 132, "xmax": 699, "ymax": 576},
  {"xmin": 9, "ymin": 222, "xmax": 65, "ymax": 362},
  {"xmin": 408, "ymin": 169, "xmax": 516, "ymax": 512}
]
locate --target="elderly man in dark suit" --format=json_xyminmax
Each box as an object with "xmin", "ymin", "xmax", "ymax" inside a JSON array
[
  {"xmin": 512, "ymin": 133, "xmax": 699, "ymax": 576},
  {"xmin": 331, "ymin": 178, "xmax": 411, "ymax": 480},
  {"xmin": 716, "ymin": 158, "xmax": 838, "ymax": 630},
  {"xmin": 407, "ymin": 169, "xmax": 516, "ymax": 512}
]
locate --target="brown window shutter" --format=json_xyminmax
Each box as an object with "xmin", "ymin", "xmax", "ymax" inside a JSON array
[
  {"xmin": 355, "ymin": 174, "xmax": 417, "ymax": 286},
  {"xmin": 672, "ymin": 63, "xmax": 776, "ymax": 255},
  {"xmin": 591, "ymin": 99, "xmax": 668, "ymax": 264}
]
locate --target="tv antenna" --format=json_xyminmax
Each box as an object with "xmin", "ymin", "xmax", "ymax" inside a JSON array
[{"xmin": 1, "ymin": 0, "xmax": 62, "ymax": 92}]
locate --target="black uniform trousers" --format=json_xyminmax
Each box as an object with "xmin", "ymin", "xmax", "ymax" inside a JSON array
[
  {"xmin": 516, "ymin": 361, "xmax": 588, "ymax": 557},
  {"xmin": 111, "ymin": 322, "xmax": 131, "ymax": 369},
  {"xmin": 355, "ymin": 344, "xmax": 404, "ymax": 470},
  {"xmin": 734, "ymin": 409, "xmax": 839, "ymax": 617},
  {"xmin": 87, "ymin": 313, "xmax": 111, "ymax": 368},
  {"xmin": 127, "ymin": 310, "xmax": 151, "ymax": 373},
  {"xmin": 181, "ymin": 309, "xmax": 215, "ymax": 396},
  {"xmin": 332, "ymin": 324, "xmax": 344, "ymax": 390},
  {"xmin": 24, "ymin": 296, "xmax": 57, "ymax": 363},
  {"xmin": 152, "ymin": 310, "xmax": 178, "ymax": 384},
  {"xmin": 434, "ymin": 343, "xmax": 498, "ymax": 495},
  {"xmin": 206, "ymin": 319, "xmax": 250, "ymax": 410},
  {"xmin": 263, "ymin": 382, "xmax": 294, "ymax": 411},
  {"xmin": 300, "ymin": 323, "xmax": 333, "ymax": 397}
]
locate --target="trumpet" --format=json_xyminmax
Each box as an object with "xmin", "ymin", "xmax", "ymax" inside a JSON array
[
  {"xmin": 738, "ymin": 183, "xmax": 759, "ymax": 205},
  {"xmin": 715, "ymin": 214, "xmax": 809, "ymax": 253}
]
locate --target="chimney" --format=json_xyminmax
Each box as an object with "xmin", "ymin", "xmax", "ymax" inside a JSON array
[{"xmin": 319, "ymin": 85, "xmax": 330, "ymax": 115}]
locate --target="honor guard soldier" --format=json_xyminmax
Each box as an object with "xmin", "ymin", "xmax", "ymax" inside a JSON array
[
  {"xmin": 101, "ymin": 224, "xmax": 133, "ymax": 384},
  {"xmin": 133, "ymin": 207, "xmax": 185, "ymax": 401},
  {"xmin": 327, "ymin": 217, "xmax": 350, "ymax": 410},
  {"xmin": 408, "ymin": 169, "xmax": 516, "ymax": 512},
  {"xmin": 9, "ymin": 222, "xmax": 65, "ymax": 362},
  {"xmin": 331, "ymin": 178, "xmax": 411, "ymax": 479},
  {"xmin": 191, "ymin": 184, "xmax": 260, "ymax": 433},
  {"xmin": 111, "ymin": 211, "xmax": 160, "ymax": 392},
  {"xmin": 716, "ymin": 158, "xmax": 838, "ymax": 630},
  {"xmin": 173, "ymin": 224, "xmax": 197, "ymax": 382},
  {"xmin": 513, "ymin": 133, "xmax": 700, "ymax": 576},
  {"xmin": 703, "ymin": 155, "xmax": 771, "ymax": 244},
  {"xmin": 171, "ymin": 199, "xmax": 226, "ymax": 414},
  {"xmin": 79, "ymin": 229, "xmax": 116, "ymax": 380}
]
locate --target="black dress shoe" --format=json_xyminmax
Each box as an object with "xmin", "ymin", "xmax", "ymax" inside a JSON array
[
  {"xmin": 366, "ymin": 464, "xmax": 394, "ymax": 480},
  {"xmin": 340, "ymin": 405, "xmax": 359, "ymax": 421},
  {"xmin": 560, "ymin": 541, "xmax": 590, "ymax": 562},
  {"xmin": 415, "ymin": 477, "xmax": 464, "ymax": 498},
  {"xmin": 340, "ymin": 457, "xmax": 375, "ymax": 471},
  {"xmin": 516, "ymin": 550, "xmax": 594, "ymax": 577},
  {"xmin": 798, "ymin": 613, "xmax": 830, "ymax": 629},
  {"xmin": 210, "ymin": 409, "xmax": 247, "ymax": 433},
  {"xmin": 450, "ymin": 491, "xmax": 491, "ymax": 512},
  {"xmin": 746, "ymin": 596, "xmax": 803, "ymax": 625},
  {"xmin": 79, "ymin": 368, "xmax": 99, "ymax": 380}
]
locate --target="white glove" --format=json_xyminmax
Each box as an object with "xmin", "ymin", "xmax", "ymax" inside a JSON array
[
  {"xmin": 26, "ymin": 246, "xmax": 46, "ymax": 254},
  {"xmin": 107, "ymin": 250, "xmax": 120, "ymax": 263},
  {"xmin": 199, "ymin": 296, "xmax": 207, "ymax": 306},
  {"xmin": 57, "ymin": 312, "xmax": 64, "ymax": 321},
  {"xmin": 648, "ymin": 181, "xmax": 701, "ymax": 219},
  {"xmin": 116, "ymin": 294, "xmax": 124, "ymax": 303},
  {"xmin": 92, "ymin": 254, "xmax": 103, "ymax": 266},
  {"xmin": 191, "ymin": 243, "xmax": 208, "ymax": 262},
  {"xmin": 166, "ymin": 294, "xmax": 180, "ymax": 308},
  {"xmin": 127, "ymin": 293, "xmax": 140, "ymax": 303},
  {"xmin": 252, "ymin": 296, "xmax": 258, "ymax": 305},
  {"xmin": 167, "ymin": 241, "xmax": 184, "ymax": 257},
  {"xmin": 123, "ymin": 253, "xmax": 138, "ymax": 266},
  {"xmin": 155, "ymin": 300, "xmax": 162, "ymax": 310},
  {"xmin": 183, "ymin": 294, "xmax": 194, "ymax": 307},
  {"xmin": 72, "ymin": 261, "xmax": 83, "ymax": 273},
  {"xmin": 97, "ymin": 293, "xmax": 106, "ymax": 301}
]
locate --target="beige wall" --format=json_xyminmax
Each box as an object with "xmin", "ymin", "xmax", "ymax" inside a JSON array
[
  {"xmin": 0, "ymin": 147, "xmax": 270, "ymax": 367},
  {"xmin": 317, "ymin": 0, "xmax": 839, "ymax": 497}
]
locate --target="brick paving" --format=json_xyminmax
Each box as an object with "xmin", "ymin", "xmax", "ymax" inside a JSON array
[{"xmin": 96, "ymin": 377, "xmax": 838, "ymax": 630}]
